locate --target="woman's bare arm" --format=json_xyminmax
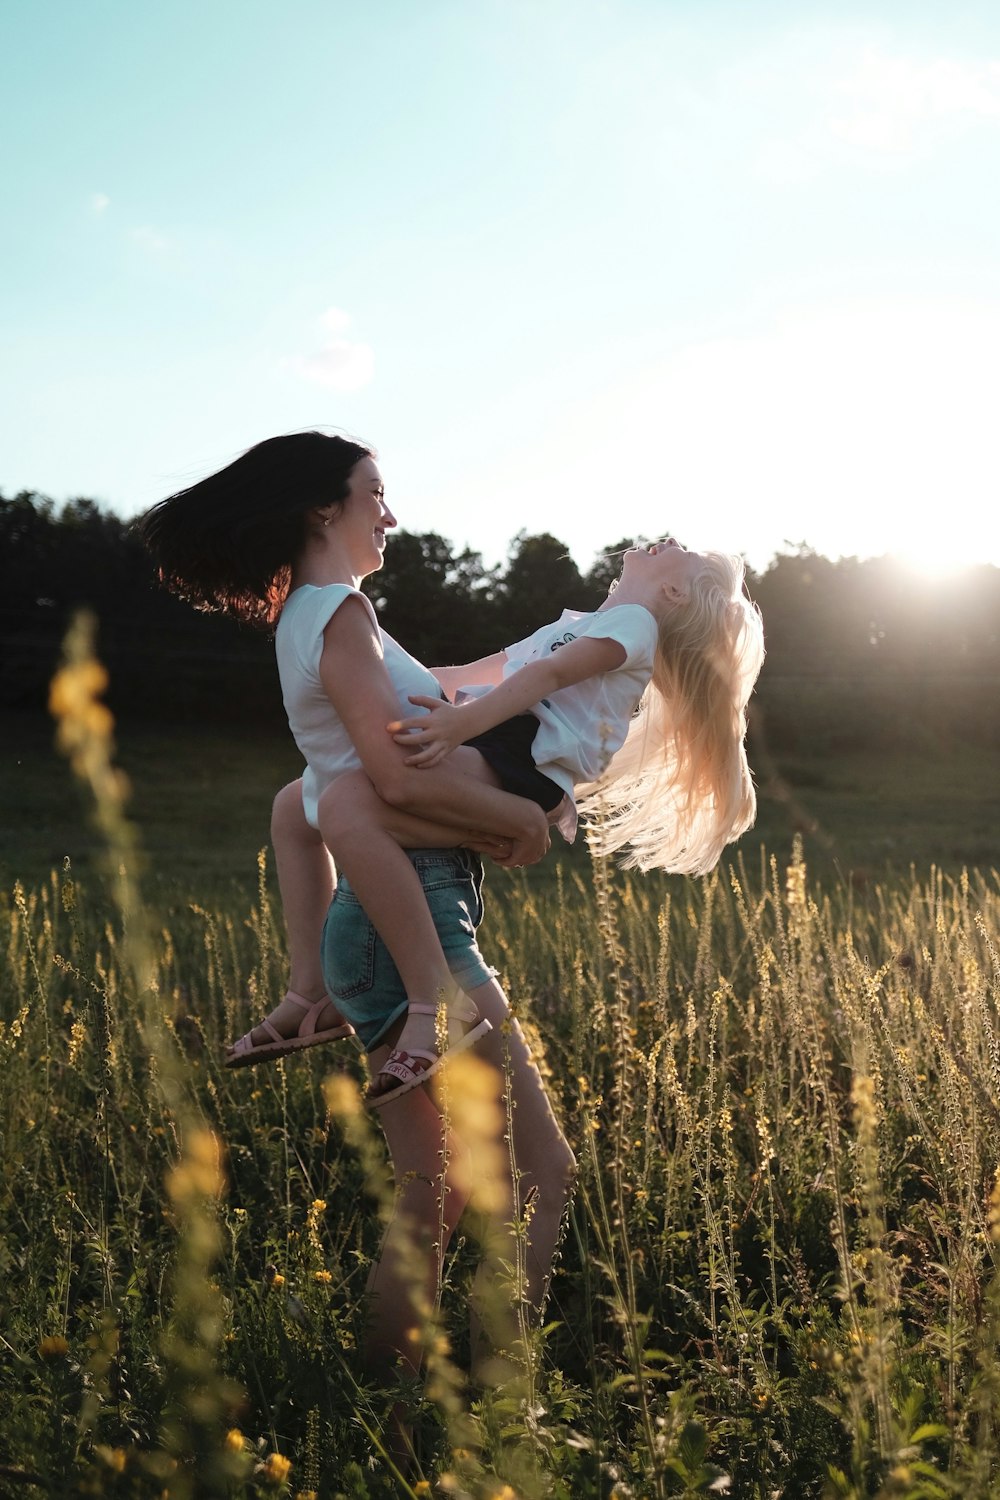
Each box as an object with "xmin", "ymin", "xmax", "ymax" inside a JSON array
[{"xmin": 318, "ymin": 598, "xmax": 550, "ymax": 863}]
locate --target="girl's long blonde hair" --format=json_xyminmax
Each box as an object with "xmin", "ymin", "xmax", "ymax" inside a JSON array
[{"xmin": 577, "ymin": 551, "xmax": 764, "ymax": 874}]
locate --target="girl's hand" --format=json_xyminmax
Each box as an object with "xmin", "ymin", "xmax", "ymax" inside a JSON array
[{"xmin": 388, "ymin": 695, "xmax": 467, "ymax": 767}]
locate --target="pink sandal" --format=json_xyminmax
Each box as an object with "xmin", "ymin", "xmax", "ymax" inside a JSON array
[
  {"xmin": 224, "ymin": 992, "xmax": 355, "ymax": 1069},
  {"xmin": 366, "ymin": 1001, "xmax": 492, "ymax": 1107}
]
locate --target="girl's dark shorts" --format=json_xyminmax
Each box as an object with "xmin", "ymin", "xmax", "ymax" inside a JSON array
[
  {"xmin": 321, "ymin": 848, "xmax": 495, "ymax": 1053},
  {"xmin": 465, "ymin": 712, "xmax": 564, "ymax": 812}
]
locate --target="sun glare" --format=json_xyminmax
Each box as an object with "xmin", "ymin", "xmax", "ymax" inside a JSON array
[{"xmin": 893, "ymin": 546, "xmax": 979, "ymax": 583}]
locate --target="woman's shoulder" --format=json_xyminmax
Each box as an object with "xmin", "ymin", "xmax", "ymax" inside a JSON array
[{"xmin": 281, "ymin": 583, "xmax": 379, "ymax": 636}]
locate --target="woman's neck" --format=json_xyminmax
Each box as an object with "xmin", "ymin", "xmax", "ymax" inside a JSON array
[{"xmin": 291, "ymin": 537, "xmax": 365, "ymax": 592}]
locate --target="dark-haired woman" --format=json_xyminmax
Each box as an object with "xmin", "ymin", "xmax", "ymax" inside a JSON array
[{"xmin": 139, "ymin": 432, "xmax": 575, "ymax": 1421}]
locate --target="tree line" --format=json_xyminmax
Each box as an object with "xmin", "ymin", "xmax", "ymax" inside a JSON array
[{"xmin": 3, "ymin": 488, "xmax": 999, "ymax": 754}]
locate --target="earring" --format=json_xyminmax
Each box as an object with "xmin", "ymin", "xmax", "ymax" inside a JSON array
[{"xmin": 323, "ymin": 517, "xmax": 331, "ymax": 527}]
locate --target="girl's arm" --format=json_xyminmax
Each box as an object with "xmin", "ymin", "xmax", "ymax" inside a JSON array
[
  {"xmin": 319, "ymin": 598, "xmax": 550, "ymax": 863},
  {"xmin": 430, "ymin": 651, "xmax": 508, "ymax": 701},
  {"xmin": 391, "ymin": 632, "xmax": 627, "ymax": 768}
]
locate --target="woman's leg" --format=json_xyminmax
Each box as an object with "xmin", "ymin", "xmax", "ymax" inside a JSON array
[
  {"xmin": 363, "ymin": 1041, "xmax": 472, "ymax": 1377},
  {"xmin": 461, "ymin": 979, "xmax": 577, "ymax": 1364}
]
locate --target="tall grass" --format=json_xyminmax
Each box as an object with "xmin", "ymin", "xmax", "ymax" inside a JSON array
[{"xmin": 2, "ymin": 623, "xmax": 1000, "ymax": 1496}]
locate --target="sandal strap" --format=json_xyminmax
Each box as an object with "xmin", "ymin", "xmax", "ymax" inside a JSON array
[
  {"xmin": 281, "ymin": 991, "xmax": 335, "ymax": 1038},
  {"xmin": 378, "ymin": 1048, "xmax": 438, "ymax": 1087}
]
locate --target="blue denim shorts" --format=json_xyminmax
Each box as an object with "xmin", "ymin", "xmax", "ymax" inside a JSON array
[{"xmin": 320, "ymin": 848, "xmax": 495, "ymax": 1052}]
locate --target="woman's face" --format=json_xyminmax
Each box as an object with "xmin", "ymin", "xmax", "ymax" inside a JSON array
[{"xmin": 339, "ymin": 456, "xmax": 396, "ymax": 574}]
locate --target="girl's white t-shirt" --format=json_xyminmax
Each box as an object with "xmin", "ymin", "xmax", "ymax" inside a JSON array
[
  {"xmin": 275, "ymin": 583, "xmax": 442, "ymax": 828},
  {"xmin": 499, "ymin": 602, "xmax": 658, "ymax": 820}
]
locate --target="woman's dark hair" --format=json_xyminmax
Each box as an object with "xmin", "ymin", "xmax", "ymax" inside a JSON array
[{"xmin": 135, "ymin": 431, "xmax": 373, "ymax": 629}]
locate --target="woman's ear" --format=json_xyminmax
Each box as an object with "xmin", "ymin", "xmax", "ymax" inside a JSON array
[{"xmin": 314, "ymin": 504, "xmax": 338, "ymax": 529}]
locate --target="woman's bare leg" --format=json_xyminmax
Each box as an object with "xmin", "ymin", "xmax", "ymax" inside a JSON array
[
  {"xmin": 364, "ymin": 1043, "xmax": 472, "ymax": 1373},
  {"xmin": 461, "ymin": 978, "xmax": 577, "ymax": 1367},
  {"xmin": 364, "ymin": 1038, "xmax": 473, "ymax": 1463},
  {"xmin": 359, "ymin": 1005, "xmax": 574, "ymax": 1441}
]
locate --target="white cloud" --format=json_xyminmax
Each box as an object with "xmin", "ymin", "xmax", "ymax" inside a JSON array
[
  {"xmin": 281, "ymin": 306, "xmax": 375, "ymax": 391},
  {"xmin": 830, "ymin": 49, "xmax": 1000, "ymax": 154},
  {"xmin": 318, "ymin": 306, "xmax": 351, "ymax": 336},
  {"xmin": 129, "ymin": 224, "xmax": 169, "ymax": 255},
  {"xmin": 90, "ymin": 192, "xmax": 110, "ymax": 215},
  {"xmin": 751, "ymin": 138, "xmax": 818, "ymax": 186},
  {"xmin": 743, "ymin": 40, "xmax": 1000, "ymax": 186}
]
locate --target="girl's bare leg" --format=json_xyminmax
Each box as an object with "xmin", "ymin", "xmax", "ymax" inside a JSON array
[
  {"xmin": 319, "ymin": 756, "xmax": 504, "ymax": 1064},
  {"xmin": 231, "ymin": 780, "xmax": 348, "ymax": 1047}
]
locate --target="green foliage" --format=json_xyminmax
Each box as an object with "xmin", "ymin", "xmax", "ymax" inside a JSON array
[{"xmin": 6, "ymin": 488, "xmax": 1000, "ymax": 756}]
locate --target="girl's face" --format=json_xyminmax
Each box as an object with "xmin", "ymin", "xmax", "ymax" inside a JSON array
[
  {"xmin": 337, "ymin": 456, "xmax": 396, "ymax": 574},
  {"xmin": 619, "ymin": 538, "xmax": 705, "ymax": 602}
]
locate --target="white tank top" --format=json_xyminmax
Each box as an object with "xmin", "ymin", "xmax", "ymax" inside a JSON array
[{"xmin": 275, "ymin": 583, "xmax": 443, "ymax": 828}]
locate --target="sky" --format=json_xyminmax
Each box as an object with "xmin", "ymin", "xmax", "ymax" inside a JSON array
[{"xmin": 2, "ymin": 0, "xmax": 999, "ymax": 577}]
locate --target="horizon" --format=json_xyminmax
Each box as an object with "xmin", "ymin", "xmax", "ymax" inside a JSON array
[{"xmin": 5, "ymin": 477, "xmax": 999, "ymax": 585}]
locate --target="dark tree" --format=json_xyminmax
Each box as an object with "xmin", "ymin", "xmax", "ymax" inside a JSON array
[
  {"xmin": 494, "ymin": 532, "xmax": 590, "ymax": 644},
  {"xmin": 364, "ymin": 531, "xmax": 500, "ymax": 663}
]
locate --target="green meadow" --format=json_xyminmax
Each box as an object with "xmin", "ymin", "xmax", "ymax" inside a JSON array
[{"xmin": 3, "ymin": 697, "xmax": 1000, "ymax": 1498}]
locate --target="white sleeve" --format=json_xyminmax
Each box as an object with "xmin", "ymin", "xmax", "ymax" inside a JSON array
[
  {"xmin": 580, "ymin": 604, "xmax": 657, "ymax": 672},
  {"xmin": 291, "ymin": 586, "xmax": 380, "ymax": 677}
]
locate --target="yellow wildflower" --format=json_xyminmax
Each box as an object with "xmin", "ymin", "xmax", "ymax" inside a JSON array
[
  {"xmin": 310, "ymin": 1198, "xmax": 327, "ymax": 1213},
  {"xmin": 224, "ymin": 1428, "xmax": 246, "ymax": 1452},
  {"xmin": 165, "ymin": 1127, "xmax": 225, "ymax": 1204},
  {"xmin": 94, "ymin": 1446, "xmax": 127, "ymax": 1472},
  {"xmin": 313, "ymin": 1269, "xmax": 333, "ymax": 1285},
  {"xmin": 262, "ymin": 1451, "xmax": 292, "ymax": 1483},
  {"xmin": 988, "ymin": 1167, "xmax": 1000, "ymax": 1244},
  {"xmin": 38, "ymin": 1334, "xmax": 69, "ymax": 1359},
  {"xmin": 323, "ymin": 1073, "xmax": 362, "ymax": 1117}
]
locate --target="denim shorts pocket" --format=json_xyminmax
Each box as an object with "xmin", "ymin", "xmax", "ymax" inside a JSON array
[
  {"xmin": 411, "ymin": 852, "xmax": 467, "ymax": 893},
  {"xmin": 413, "ymin": 856, "xmax": 485, "ymax": 940},
  {"xmin": 323, "ymin": 886, "xmax": 377, "ymax": 1001}
]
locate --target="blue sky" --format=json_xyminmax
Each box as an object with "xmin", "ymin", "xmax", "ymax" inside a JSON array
[{"xmin": 3, "ymin": 0, "xmax": 999, "ymax": 575}]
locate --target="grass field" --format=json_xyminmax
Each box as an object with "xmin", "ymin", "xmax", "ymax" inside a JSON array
[
  {"xmin": 6, "ymin": 712, "xmax": 1000, "ymax": 899},
  {"xmin": 4, "ymin": 695, "xmax": 1000, "ymax": 1498}
]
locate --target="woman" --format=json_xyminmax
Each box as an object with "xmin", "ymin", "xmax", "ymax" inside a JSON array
[{"xmin": 138, "ymin": 430, "xmax": 576, "ymax": 1439}]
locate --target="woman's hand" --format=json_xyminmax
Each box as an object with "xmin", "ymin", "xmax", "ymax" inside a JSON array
[
  {"xmin": 388, "ymin": 695, "xmax": 468, "ymax": 767},
  {"xmin": 494, "ymin": 809, "xmax": 550, "ymax": 867}
]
